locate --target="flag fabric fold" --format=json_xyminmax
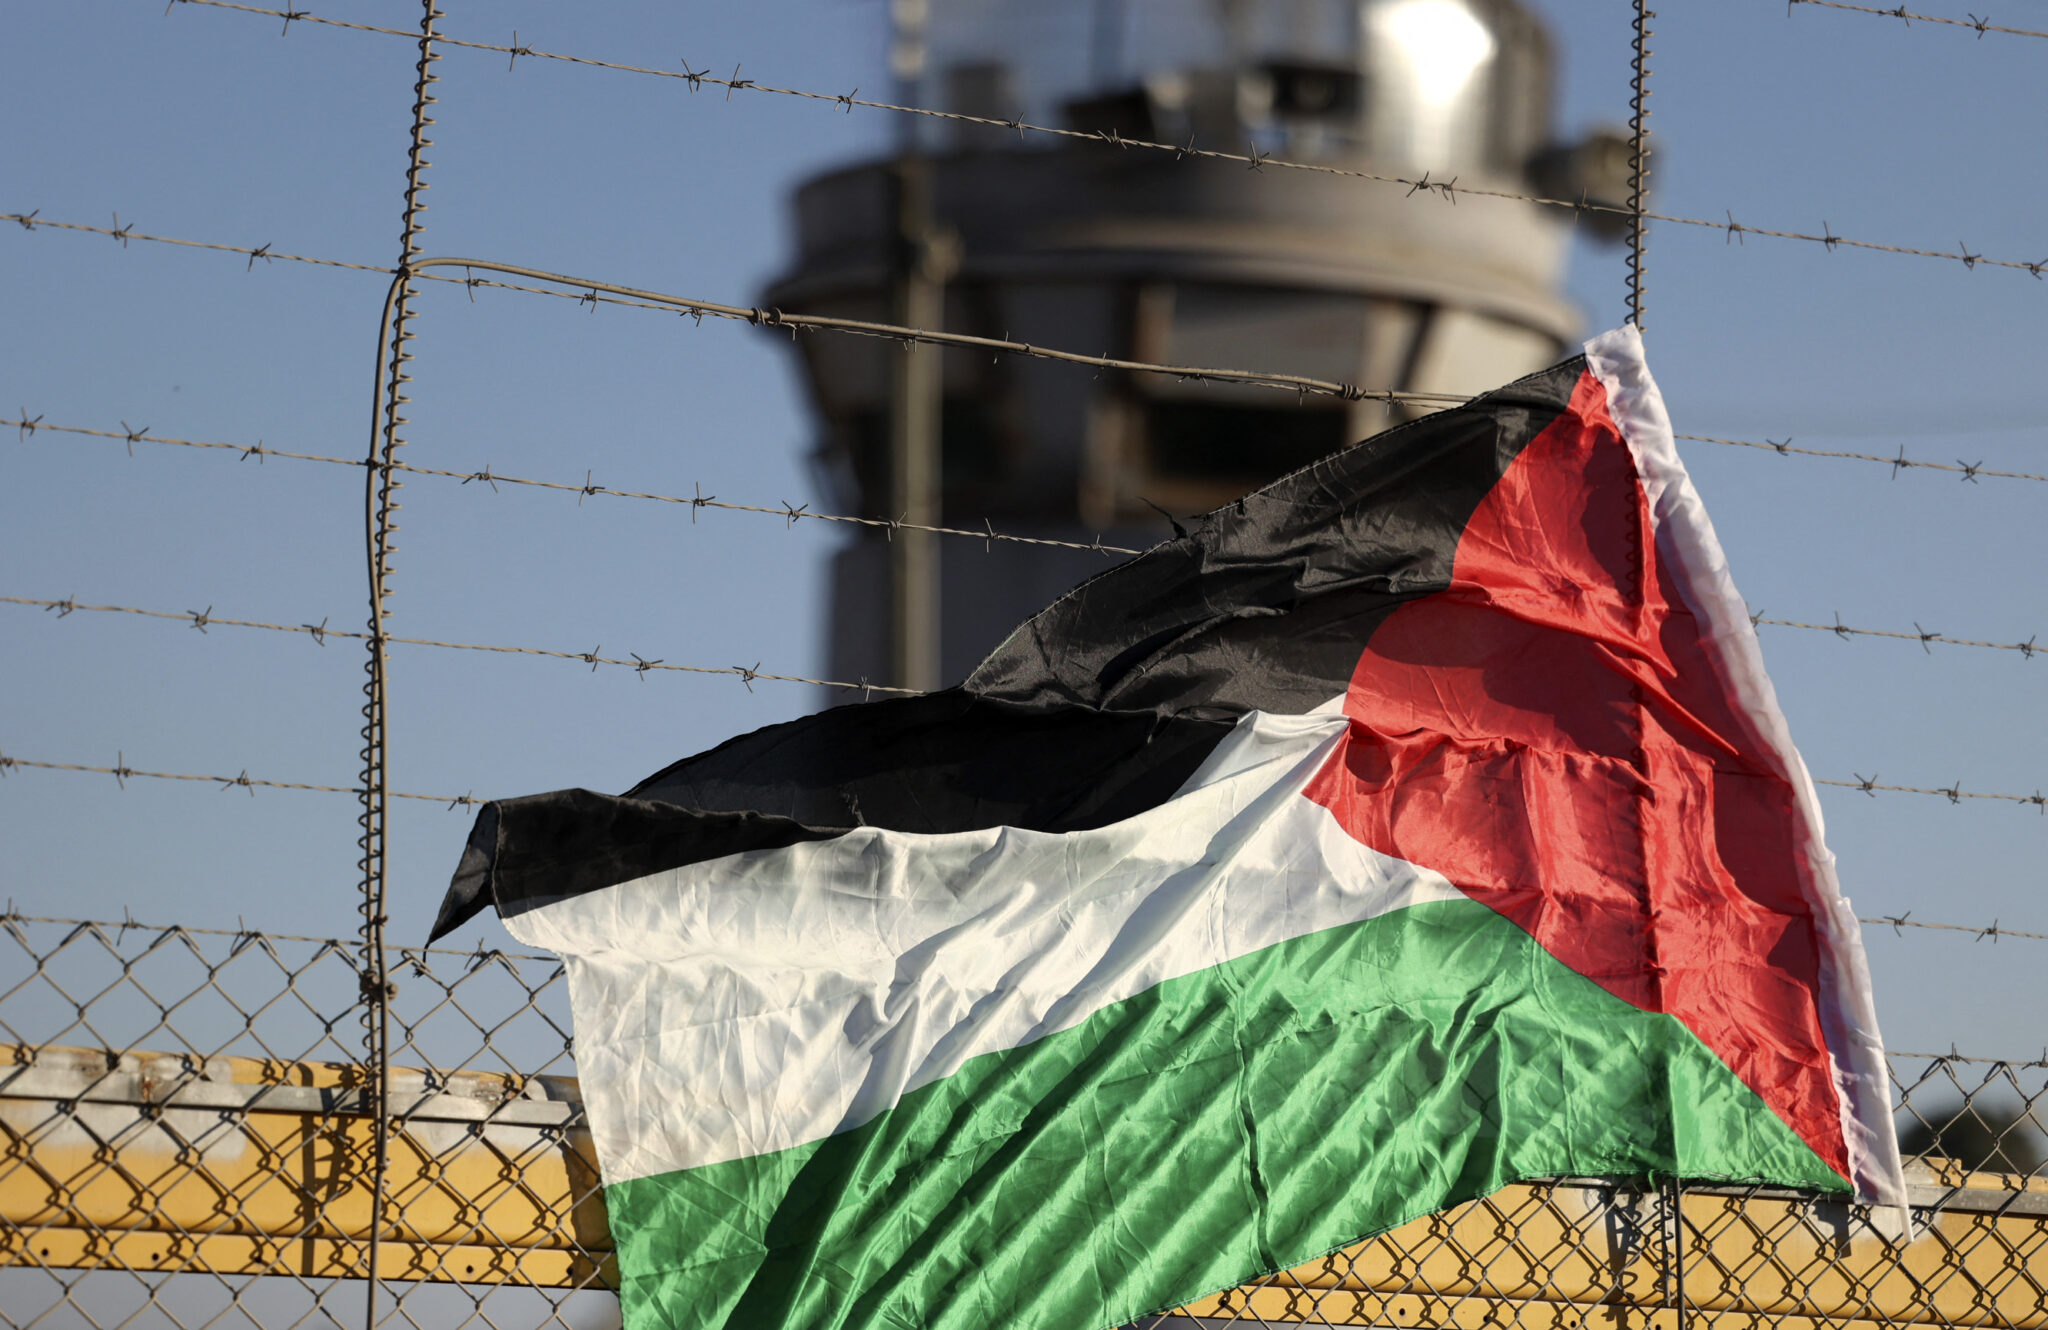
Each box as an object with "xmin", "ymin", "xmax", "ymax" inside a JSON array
[{"xmin": 435, "ymin": 326, "xmax": 1903, "ymax": 1330}]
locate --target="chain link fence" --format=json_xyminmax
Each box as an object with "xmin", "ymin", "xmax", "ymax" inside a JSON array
[
  {"xmin": 3, "ymin": 914, "xmax": 2043, "ymax": 1329},
  {"xmin": 0, "ymin": 915, "xmax": 608, "ymax": 1329}
]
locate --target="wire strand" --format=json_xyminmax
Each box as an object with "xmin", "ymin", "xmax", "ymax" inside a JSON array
[
  {"xmin": 9, "ymin": 595, "xmax": 2043, "ymax": 807},
  {"xmin": 14, "ymin": 211, "xmax": 2048, "ymax": 422},
  {"xmin": 2, "ymin": 211, "xmax": 393, "ymax": 272},
  {"xmin": 160, "ymin": 0, "xmax": 2048, "ymax": 282},
  {"xmin": 1889, "ymin": 1049, "xmax": 2048, "ymax": 1067},
  {"xmin": 16, "ymin": 563, "xmax": 2040, "ymax": 670},
  {"xmin": 0, "ymin": 594, "xmax": 919, "ymax": 696},
  {"xmin": 5, "ymin": 911, "xmax": 2039, "ymax": 975},
  {"xmin": 1859, "ymin": 914, "xmax": 2048, "ymax": 944},
  {"xmin": 1, "ymin": 215, "xmax": 1461, "ymax": 407},
  {"xmin": 0, "ymin": 911, "xmax": 560, "ymax": 963},
  {"xmin": 0, "ymin": 751, "xmax": 472, "ymax": 806},
  {"xmin": 1815, "ymin": 775, "xmax": 2047, "ymax": 809},
  {"xmin": 1626, "ymin": 1, "xmax": 1654, "ymax": 329},
  {"xmin": 20, "ymin": 419, "xmax": 2048, "ymax": 658},
  {"xmin": 1675, "ymin": 432, "xmax": 2048, "ymax": 484},
  {"xmin": 1752, "ymin": 614, "xmax": 2040, "ymax": 658},
  {"xmin": 7, "ymin": 416, "xmax": 1155, "ymax": 552},
  {"xmin": 6, "ymin": 741, "xmax": 2044, "ymax": 844},
  {"xmin": 1789, "ymin": 0, "xmax": 2048, "ymax": 42},
  {"xmin": 411, "ymin": 260, "xmax": 1467, "ymax": 406}
]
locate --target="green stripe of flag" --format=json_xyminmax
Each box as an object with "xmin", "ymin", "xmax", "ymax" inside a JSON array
[{"xmin": 606, "ymin": 897, "xmax": 1844, "ymax": 1330}]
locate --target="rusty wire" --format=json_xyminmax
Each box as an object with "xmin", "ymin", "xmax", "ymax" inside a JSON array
[
  {"xmin": 6, "ymin": 902, "xmax": 2039, "ymax": 957},
  {"xmin": 0, "ymin": 911, "xmax": 558, "ymax": 962},
  {"xmin": 7, "ymin": 415, "xmax": 1152, "ymax": 552},
  {"xmin": 1815, "ymin": 774, "xmax": 2048, "ymax": 810},
  {"xmin": 0, "ymin": 751, "xmax": 473, "ymax": 806},
  {"xmin": 1626, "ymin": 2, "xmax": 1654, "ymax": 330},
  {"xmin": 8, "ymin": 908, "xmax": 2045, "ymax": 979},
  {"xmin": 1860, "ymin": 914, "xmax": 2048, "ymax": 944},
  {"xmin": 0, "ymin": 209, "xmax": 391, "ymax": 272},
  {"xmin": 14, "ymin": 208, "xmax": 2048, "ymax": 422},
  {"xmin": 0, "ymin": 594, "xmax": 920, "ymax": 696},
  {"xmin": 161, "ymin": 0, "xmax": 2048, "ymax": 283},
  {"xmin": 408, "ymin": 260, "xmax": 1467, "ymax": 407},
  {"xmin": 17, "ymin": 416, "xmax": 2048, "ymax": 658},
  {"xmin": 18, "ymin": 412, "xmax": 2048, "ymax": 523},
  {"xmin": 1676, "ymin": 431, "xmax": 2048, "ymax": 484},
  {"xmin": 11, "ymin": 578, "xmax": 2042, "ymax": 671},
  {"xmin": 356, "ymin": 12, "xmax": 443, "ymax": 1320},
  {"xmin": 1892, "ymin": 1047, "xmax": 2048, "ymax": 1066},
  {"xmin": 1789, "ymin": 0, "xmax": 2048, "ymax": 41},
  {"xmin": 8, "ymin": 593, "xmax": 2045, "ymax": 808},
  {"xmin": 8, "ymin": 742, "xmax": 2048, "ymax": 924},
  {"xmin": 1751, "ymin": 612, "xmax": 2040, "ymax": 658},
  {"xmin": 9, "ymin": 516, "xmax": 2044, "ymax": 671},
  {"xmin": 21, "ymin": 415, "xmax": 2048, "ymax": 658},
  {"xmin": 1, "ymin": 213, "xmax": 1461, "ymax": 409}
]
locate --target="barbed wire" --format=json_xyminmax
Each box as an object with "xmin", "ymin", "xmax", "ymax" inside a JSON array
[
  {"xmin": 1, "ymin": 212, "xmax": 1463, "ymax": 408},
  {"xmin": 1890, "ymin": 1049, "xmax": 2048, "ymax": 1067},
  {"xmin": 5, "ymin": 415, "xmax": 1153, "ymax": 554},
  {"xmin": 1752, "ymin": 612, "xmax": 2039, "ymax": 657},
  {"xmin": 420, "ymin": 260, "xmax": 1470, "ymax": 406},
  {"xmin": 15, "ymin": 210, "xmax": 2048, "ymax": 439},
  {"xmin": 1859, "ymin": 913, "xmax": 2048, "ymax": 943},
  {"xmin": 356, "ymin": 15, "xmax": 444, "ymax": 1299},
  {"xmin": 5, "ymin": 908, "xmax": 2041, "ymax": 992},
  {"xmin": 0, "ymin": 912, "xmax": 559, "ymax": 964},
  {"xmin": 0, "ymin": 750, "xmax": 474, "ymax": 807},
  {"xmin": 8, "ymin": 746, "xmax": 2047, "ymax": 939},
  {"xmin": 21, "ymin": 414, "xmax": 2048, "ymax": 591},
  {"xmin": 1625, "ymin": 0, "xmax": 1653, "ymax": 330},
  {"xmin": 1816, "ymin": 775, "xmax": 2047, "ymax": 810},
  {"xmin": 19, "ymin": 417, "xmax": 2048, "ymax": 667},
  {"xmin": 2, "ymin": 851, "xmax": 2042, "ymax": 961},
  {"xmin": 1676, "ymin": 431, "xmax": 2048, "ymax": 485},
  {"xmin": 14, "ymin": 418, "xmax": 2045, "ymax": 660},
  {"xmin": 1790, "ymin": 0, "xmax": 2048, "ymax": 41},
  {"xmin": 7, "ymin": 593, "xmax": 2044, "ymax": 808},
  {"xmin": 1, "ymin": 209, "xmax": 391, "ymax": 272},
  {"xmin": 164, "ymin": 0, "xmax": 2048, "ymax": 282},
  {"xmin": 15, "ymin": 394, "xmax": 2047, "ymax": 508},
  {"xmin": 0, "ymin": 594, "xmax": 918, "ymax": 697}
]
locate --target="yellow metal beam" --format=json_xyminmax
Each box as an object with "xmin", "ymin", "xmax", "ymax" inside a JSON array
[
  {"xmin": 6, "ymin": 1043, "xmax": 2045, "ymax": 1330},
  {"xmin": 1183, "ymin": 1178, "xmax": 2048, "ymax": 1329},
  {"xmin": 1, "ymin": 1044, "xmax": 612, "ymax": 1288}
]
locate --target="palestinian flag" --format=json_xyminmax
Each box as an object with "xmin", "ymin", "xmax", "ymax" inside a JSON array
[{"xmin": 433, "ymin": 327, "xmax": 1904, "ymax": 1330}]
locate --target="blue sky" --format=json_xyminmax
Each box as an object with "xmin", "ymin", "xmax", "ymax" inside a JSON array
[{"xmin": 4, "ymin": 0, "xmax": 2045, "ymax": 1062}]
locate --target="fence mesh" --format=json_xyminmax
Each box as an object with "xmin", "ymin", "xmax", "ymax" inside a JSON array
[
  {"xmin": 3, "ymin": 915, "xmax": 2043, "ymax": 1329},
  {"xmin": 0, "ymin": 916, "xmax": 607, "ymax": 1329}
]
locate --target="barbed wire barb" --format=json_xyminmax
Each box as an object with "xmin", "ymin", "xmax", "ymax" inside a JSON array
[
  {"xmin": 1, "ymin": 210, "xmax": 396, "ymax": 274},
  {"xmin": 1816, "ymin": 774, "xmax": 2048, "ymax": 810},
  {"xmin": 12, "ymin": 594, "xmax": 2040, "ymax": 806},
  {"xmin": 2, "ymin": 751, "xmax": 478, "ymax": 806},
  {"xmin": 14, "ymin": 207, "xmax": 2048, "ymax": 404},
  {"xmin": 1751, "ymin": 613, "xmax": 2044, "ymax": 657},
  {"xmin": 6, "ymin": 414, "xmax": 1154, "ymax": 553},
  {"xmin": 1788, "ymin": 0, "xmax": 2048, "ymax": 41},
  {"xmin": 153, "ymin": 0, "xmax": 2048, "ymax": 281},
  {"xmin": 0, "ymin": 593, "xmax": 920, "ymax": 694},
  {"xmin": 1863, "ymin": 913, "xmax": 2048, "ymax": 944},
  {"xmin": 1674, "ymin": 431, "xmax": 2048, "ymax": 485}
]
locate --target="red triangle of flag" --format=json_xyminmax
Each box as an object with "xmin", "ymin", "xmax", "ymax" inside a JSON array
[{"xmin": 1307, "ymin": 364, "xmax": 1852, "ymax": 1182}]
